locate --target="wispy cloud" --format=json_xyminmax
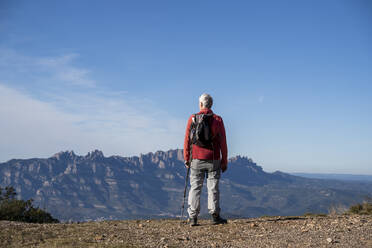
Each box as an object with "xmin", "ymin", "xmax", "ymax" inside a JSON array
[
  {"xmin": 37, "ymin": 53, "xmax": 95, "ymax": 87},
  {"xmin": 0, "ymin": 50, "xmax": 184, "ymax": 161},
  {"xmin": 0, "ymin": 49, "xmax": 95, "ymax": 87}
]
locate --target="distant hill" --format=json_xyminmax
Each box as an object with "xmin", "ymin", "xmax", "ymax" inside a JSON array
[
  {"xmin": 291, "ymin": 173, "xmax": 372, "ymax": 182},
  {"xmin": 1, "ymin": 149, "xmax": 371, "ymax": 222}
]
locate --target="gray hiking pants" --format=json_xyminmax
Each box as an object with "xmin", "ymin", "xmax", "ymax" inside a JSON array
[{"xmin": 187, "ymin": 159, "xmax": 221, "ymax": 218}]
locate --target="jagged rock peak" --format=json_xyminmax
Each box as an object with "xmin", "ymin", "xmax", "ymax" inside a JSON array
[
  {"xmin": 140, "ymin": 149, "xmax": 183, "ymax": 161},
  {"xmin": 52, "ymin": 150, "xmax": 76, "ymax": 160},
  {"xmin": 229, "ymin": 155, "xmax": 264, "ymax": 172},
  {"xmin": 86, "ymin": 150, "xmax": 104, "ymax": 159},
  {"xmin": 154, "ymin": 149, "xmax": 183, "ymax": 159},
  {"xmin": 229, "ymin": 155, "xmax": 254, "ymax": 164}
]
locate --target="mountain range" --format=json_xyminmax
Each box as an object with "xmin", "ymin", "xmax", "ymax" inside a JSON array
[
  {"xmin": 290, "ymin": 173, "xmax": 372, "ymax": 182},
  {"xmin": 1, "ymin": 149, "xmax": 371, "ymax": 222}
]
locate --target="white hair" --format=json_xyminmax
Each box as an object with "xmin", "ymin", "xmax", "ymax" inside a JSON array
[{"xmin": 199, "ymin": 93, "xmax": 213, "ymax": 109}]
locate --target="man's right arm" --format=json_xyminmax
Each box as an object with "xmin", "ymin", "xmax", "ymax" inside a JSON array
[{"xmin": 183, "ymin": 116, "xmax": 193, "ymax": 165}]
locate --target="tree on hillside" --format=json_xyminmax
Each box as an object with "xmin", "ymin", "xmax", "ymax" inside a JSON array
[{"xmin": 0, "ymin": 186, "xmax": 59, "ymax": 223}]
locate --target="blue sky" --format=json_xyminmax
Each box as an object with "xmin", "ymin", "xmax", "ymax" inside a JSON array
[{"xmin": 0, "ymin": 0, "xmax": 371, "ymax": 174}]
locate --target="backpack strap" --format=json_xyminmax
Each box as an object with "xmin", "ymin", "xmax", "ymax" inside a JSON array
[
  {"xmin": 208, "ymin": 113, "xmax": 217, "ymax": 140},
  {"xmin": 192, "ymin": 114, "xmax": 197, "ymax": 123}
]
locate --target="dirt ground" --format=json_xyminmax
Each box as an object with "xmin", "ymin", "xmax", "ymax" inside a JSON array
[{"xmin": 0, "ymin": 215, "xmax": 371, "ymax": 248}]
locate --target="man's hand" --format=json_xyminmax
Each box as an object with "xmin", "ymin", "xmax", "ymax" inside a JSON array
[
  {"xmin": 184, "ymin": 161, "xmax": 190, "ymax": 168},
  {"xmin": 221, "ymin": 162, "xmax": 227, "ymax": 173}
]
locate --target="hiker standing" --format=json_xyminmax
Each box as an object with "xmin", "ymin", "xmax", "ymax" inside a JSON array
[{"xmin": 183, "ymin": 93, "xmax": 228, "ymax": 226}]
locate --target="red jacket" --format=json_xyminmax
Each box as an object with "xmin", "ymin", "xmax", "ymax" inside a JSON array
[{"xmin": 183, "ymin": 108, "xmax": 228, "ymax": 166}]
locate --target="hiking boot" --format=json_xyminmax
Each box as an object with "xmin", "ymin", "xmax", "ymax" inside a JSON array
[
  {"xmin": 189, "ymin": 217, "xmax": 199, "ymax": 226},
  {"xmin": 212, "ymin": 214, "xmax": 227, "ymax": 225}
]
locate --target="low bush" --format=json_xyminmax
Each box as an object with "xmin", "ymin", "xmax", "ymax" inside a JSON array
[
  {"xmin": 0, "ymin": 186, "xmax": 59, "ymax": 223},
  {"xmin": 347, "ymin": 201, "xmax": 372, "ymax": 215}
]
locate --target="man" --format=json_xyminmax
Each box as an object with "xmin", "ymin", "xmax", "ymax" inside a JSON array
[{"xmin": 183, "ymin": 93, "xmax": 228, "ymax": 226}]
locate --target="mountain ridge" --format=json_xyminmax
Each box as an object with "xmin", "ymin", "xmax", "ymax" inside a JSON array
[
  {"xmin": 291, "ymin": 172, "xmax": 372, "ymax": 182},
  {"xmin": 1, "ymin": 149, "xmax": 371, "ymax": 222}
]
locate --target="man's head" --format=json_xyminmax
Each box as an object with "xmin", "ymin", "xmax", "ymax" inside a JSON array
[{"xmin": 199, "ymin": 93, "xmax": 213, "ymax": 110}]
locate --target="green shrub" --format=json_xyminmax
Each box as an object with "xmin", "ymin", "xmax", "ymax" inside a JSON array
[
  {"xmin": 347, "ymin": 200, "xmax": 372, "ymax": 215},
  {"xmin": 0, "ymin": 186, "xmax": 59, "ymax": 223}
]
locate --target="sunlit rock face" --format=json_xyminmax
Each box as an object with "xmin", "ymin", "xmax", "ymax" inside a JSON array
[{"xmin": 1, "ymin": 149, "xmax": 371, "ymax": 222}]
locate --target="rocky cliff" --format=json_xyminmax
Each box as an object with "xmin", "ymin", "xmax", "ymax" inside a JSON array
[{"xmin": 1, "ymin": 149, "xmax": 371, "ymax": 221}]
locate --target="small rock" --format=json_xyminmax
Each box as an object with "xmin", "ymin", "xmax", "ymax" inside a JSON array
[
  {"xmin": 138, "ymin": 224, "xmax": 143, "ymax": 228},
  {"xmin": 177, "ymin": 236, "xmax": 190, "ymax": 241},
  {"xmin": 326, "ymin": 238, "xmax": 332, "ymax": 243},
  {"xmin": 307, "ymin": 223, "xmax": 315, "ymax": 228},
  {"xmin": 250, "ymin": 223, "xmax": 258, "ymax": 228},
  {"xmin": 95, "ymin": 235, "xmax": 104, "ymax": 241}
]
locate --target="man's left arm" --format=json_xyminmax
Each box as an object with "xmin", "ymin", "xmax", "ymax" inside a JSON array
[{"xmin": 219, "ymin": 118, "xmax": 228, "ymax": 172}]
